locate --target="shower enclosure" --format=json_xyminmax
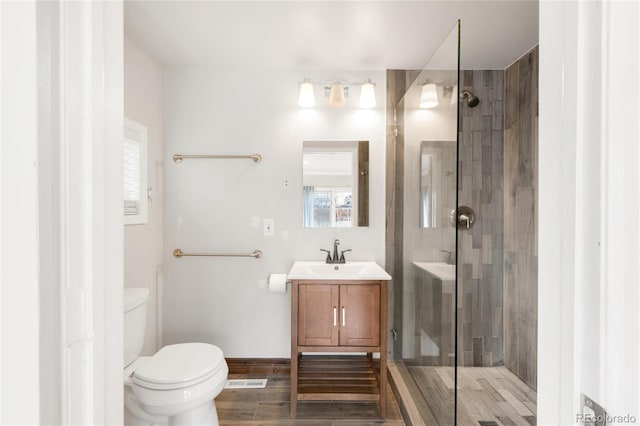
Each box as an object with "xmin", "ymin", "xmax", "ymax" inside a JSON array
[
  {"xmin": 386, "ymin": 22, "xmax": 460, "ymax": 424},
  {"xmin": 386, "ymin": 21, "xmax": 538, "ymax": 425}
]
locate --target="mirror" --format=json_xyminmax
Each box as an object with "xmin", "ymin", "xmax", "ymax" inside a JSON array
[
  {"xmin": 420, "ymin": 140, "xmax": 455, "ymax": 228},
  {"xmin": 123, "ymin": 118, "xmax": 148, "ymax": 225},
  {"xmin": 303, "ymin": 141, "xmax": 369, "ymax": 228}
]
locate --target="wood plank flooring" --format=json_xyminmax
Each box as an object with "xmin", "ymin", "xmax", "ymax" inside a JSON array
[
  {"xmin": 217, "ymin": 371, "xmax": 404, "ymax": 425},
  {"xmin": 399, "ymin": 364, "xmax": 537, "ymax": 426},
  {"xmin": 218, "ymin": 364, "xmax": 535, "ymax": 425}
]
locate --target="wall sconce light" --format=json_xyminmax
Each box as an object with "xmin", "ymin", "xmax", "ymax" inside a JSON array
[
  {"xmin": 298, "ymin": 79, "xmax": 315, "ymax": 108},
  {"xmin": 298, "ymin": 78, "xmax": 376, "ymax": 109},
  {"xmin": 359, "ymin": 79, "xmax": 376, "ymax": 109},
  {"xmin": 328, "ymin": 82, "xmax": 346, "ymax": 107},
  {"xmin": 420, "ymin": 83, "xmax": 439, "ymax": 109}
]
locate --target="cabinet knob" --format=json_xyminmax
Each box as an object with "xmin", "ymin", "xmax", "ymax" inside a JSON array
[
  {"xmin": 333, "ymin": 307, "xmax": 337, "ymax": 327},
  {"xmin": 342, "ymin": 307, "xmax": 346, "ymax": 327}
]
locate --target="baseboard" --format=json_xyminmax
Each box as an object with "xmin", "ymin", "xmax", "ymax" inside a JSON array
[{"xmin": 225, "ymin": 358, "xmax": 290, "ymax": 375}]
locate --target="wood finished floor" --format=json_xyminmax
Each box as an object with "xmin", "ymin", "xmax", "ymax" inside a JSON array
[
  {"xmin": 217, "ymin": 372, "xmax": 405, "ymax": 425},
  {"xmin": 405, "ymin": 365, "xmax": 537, "ymax": 426}
]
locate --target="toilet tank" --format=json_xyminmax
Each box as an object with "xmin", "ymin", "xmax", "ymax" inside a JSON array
[{"xmin": 124, "ymin": 287, "xmax": 150, "ymax": 368}]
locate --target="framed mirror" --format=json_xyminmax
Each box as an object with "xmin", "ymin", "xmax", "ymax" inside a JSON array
[
  {"xmin": 420, "ymin": 140, "xmax": 455, "ymax": 228},
  {"xmin": 123, "ymin": 118, "xmax": 148, "ymax": 225},
  {"xmin": 303, "ymin": 141, "xmax": 369, "ymax": 228}
]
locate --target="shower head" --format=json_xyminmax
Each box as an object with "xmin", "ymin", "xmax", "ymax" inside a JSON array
[{"xmin": 461, "ymin": 90, "xmax": 480, "ymax": 108}]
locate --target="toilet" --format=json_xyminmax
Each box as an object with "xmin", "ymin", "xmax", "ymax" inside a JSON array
[{"xmin": 123, "ymin": 288, "xmax": 228, "ymax": 426}]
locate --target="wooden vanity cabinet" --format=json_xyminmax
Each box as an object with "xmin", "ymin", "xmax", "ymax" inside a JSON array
[
  {"xmin": 290, "ymin": 280, "xmax": 387, "ymax": 419},
  {"xmin": 298, "ymin": 283, "xmax": 380, "ymax": 347},
  {"xmin": 297, "ymin": 284, "xmax": 339, "ymax": 346}
]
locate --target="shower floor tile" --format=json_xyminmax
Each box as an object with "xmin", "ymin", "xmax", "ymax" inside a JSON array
[{"xmin": 392, "ymin": 363, "xmax": 537, "ymax": 426}]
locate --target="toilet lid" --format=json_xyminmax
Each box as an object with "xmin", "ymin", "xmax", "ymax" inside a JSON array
[{"xmin": 132, "ymin": 343, "xmax": 224, "ymax": 389}]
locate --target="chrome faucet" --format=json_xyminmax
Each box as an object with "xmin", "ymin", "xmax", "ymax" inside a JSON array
[
  {"xmin": 440, "ymin": 249, "xmax": 454, "ymax": 265},
  {"xmin": 321, "ymin": 239, "xmax": 350, "ymax": 264}
]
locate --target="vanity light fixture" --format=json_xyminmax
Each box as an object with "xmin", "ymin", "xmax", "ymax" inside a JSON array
[
  {"xmin": 298, "ymin": 78, "xmax": 376, "ymax": 109},
  {"xmin": 420, "ymin": 83, "xmax": 439, "ymax": 109}
]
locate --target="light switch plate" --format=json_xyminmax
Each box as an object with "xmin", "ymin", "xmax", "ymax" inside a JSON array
[{"xmin": 263, "ymin": 219, "xmax": 275, "ymax": 236}]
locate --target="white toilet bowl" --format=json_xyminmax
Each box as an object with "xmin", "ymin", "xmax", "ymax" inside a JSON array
[
  {"xmin": 123, "ymin": 288, "xmax": 228, "ymax": 426},
  {"xmin": 124, "ymin": 357, "xmax": 168, "ymax": 426},
  {"xmin": 124, "ymin": 343, "xmax": 228, "ymax": 426},
  {"xmin": 132, "ymin": 343, "xmax": 227, "ymax": 425}
]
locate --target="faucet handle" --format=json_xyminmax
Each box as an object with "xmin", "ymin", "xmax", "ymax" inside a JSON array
[
  {"xmin": 320, "ymin": 249, "xmax": 331, "ymax": 263},
  {"xmin": 340, "ymin": 249, "xmax": 352, "ymax": 262}
]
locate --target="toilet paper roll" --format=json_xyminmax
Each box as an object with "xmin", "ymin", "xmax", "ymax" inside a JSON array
[{"xmin": 268, "ymin": 274, "xmax": 288, "ymax": 293}]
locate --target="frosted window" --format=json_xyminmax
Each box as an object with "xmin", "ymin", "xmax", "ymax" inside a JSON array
[
  {"xmin": 123, "ymin": 118, "xmax": 148, "ymax": 225},
  {"xmin": 123, "ymin": 139, "xmax": 140, "ymax": 215}
]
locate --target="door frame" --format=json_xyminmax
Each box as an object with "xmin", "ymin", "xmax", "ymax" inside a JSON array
[{"xmin": 0, "ymin": 1, "xmax": 124, "ymax": 424}]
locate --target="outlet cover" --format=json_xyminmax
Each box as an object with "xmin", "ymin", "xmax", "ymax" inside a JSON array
[{"xmin": 263, "ymin": 219, "xmax": 275, "ymax": 236}]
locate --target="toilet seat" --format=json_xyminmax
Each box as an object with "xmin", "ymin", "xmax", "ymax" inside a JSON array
[
  {"xmin": 129, "ymin": 343, "xmax": 228, "ymax": 420},
  {"xmin": 132, "ymin": 343, "xmax": 225, "ymax": 391},
  {"xmin": 124, "ymin": 356, "xmax": 152, "ymax": 387}
]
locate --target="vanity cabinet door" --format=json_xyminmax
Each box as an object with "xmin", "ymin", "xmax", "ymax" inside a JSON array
[
  {"xmin": 298, "ymin": 284, "xmax": 339, "ymax": 346},
  {"xmin": 339, "ymin": 284, "xmax": 380, "ymax": 346}
]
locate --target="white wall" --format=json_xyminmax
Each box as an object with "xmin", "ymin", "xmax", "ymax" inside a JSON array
[
  {"xmin": 124, "ymin": 37, "xmax": 164, "ymax": 355},
  {"xmin": 162, "ymin": 69, "xmax": 385, "ymax": 357},
  {"xmin": 539, "ymin": 1, "xmax": 640, "ymax": 424},
  {"xmin": 0, "ymin": 2, "xmax": 40, "ymax": 423}
]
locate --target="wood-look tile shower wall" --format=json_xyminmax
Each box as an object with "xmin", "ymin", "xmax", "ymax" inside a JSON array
[
  {"xmin": 504, "ymin": 46, "xmax": 538, "ymax": 390},
  {"xmin": 457, "ymin": 70, "xmax": 505, "ymax": 367},
  {"xmin": 386, "ymin": 54, "xmax": 538, "ymax": 377}
]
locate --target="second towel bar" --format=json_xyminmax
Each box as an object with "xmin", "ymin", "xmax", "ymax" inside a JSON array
[
  {"xmin": 173, "ymin": 154, "xmax": 262, "ymax": 163},
  {"xmin": 173, "ymin": 248, "xmax": 262, "ymax": 259}
]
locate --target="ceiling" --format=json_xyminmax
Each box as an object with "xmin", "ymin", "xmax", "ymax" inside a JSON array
[{"xmin": 124, "ymin": 1, "xmax": 538, "ymax": 71}]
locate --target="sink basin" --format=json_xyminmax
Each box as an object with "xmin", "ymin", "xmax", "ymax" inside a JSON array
[
  {"xmin": 288, "ymin": 261, "xmax": 391, "ymax": 281},
  {"xmin": 413, "ymin": 262, "xmax": 455, "ymax": 281}
]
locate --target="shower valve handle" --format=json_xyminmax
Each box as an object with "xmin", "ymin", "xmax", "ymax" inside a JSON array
[{"xmin": 453, "ymin": 206, "xmax": 476, "ymax": 230}]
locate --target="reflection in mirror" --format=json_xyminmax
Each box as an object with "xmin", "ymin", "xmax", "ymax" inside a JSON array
[
  {"xmin": 420, "ymin": 140, "xmax": 455, "ymax": 228},
  {"xmin": 303, "ymin": 141, "xmax": 369, "ymax": 228}
]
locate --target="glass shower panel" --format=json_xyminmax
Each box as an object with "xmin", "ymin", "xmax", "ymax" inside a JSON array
[{"xmin": 394, "ymin": 22, "xmax": 459, "ymax": 425}]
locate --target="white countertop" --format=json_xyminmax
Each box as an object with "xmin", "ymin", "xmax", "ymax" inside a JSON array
[
  {"xmin": 413, "ymin": 261, "xmax": 455, "ymax": 281},
  {"xmin": 288, "ymin": 261, "xmax": 392, "ymax": 281}
]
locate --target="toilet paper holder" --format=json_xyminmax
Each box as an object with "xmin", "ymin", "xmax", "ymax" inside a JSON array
[{"xmin": 268, "ymin": 274, "xmax": 289, "ymax": 293}]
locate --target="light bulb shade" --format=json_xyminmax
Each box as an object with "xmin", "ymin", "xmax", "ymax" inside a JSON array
[
  {"xmin": 298, "ymin": 81, "xmax": 315, "ymax": 108},
  {"xmin": 451, "ymin": 84, "xmax": 458, "ymax": 106},
  {"xmin": 359, "ymin": 82, "xmax": 376, "ymax": 108},
  {"xmin": 420, "ymin": 83, "xmax": 439, "ymax": 109},
  {"xmin": 329, "ymin": 83, "xmax": 346, "ymax": 108}
]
